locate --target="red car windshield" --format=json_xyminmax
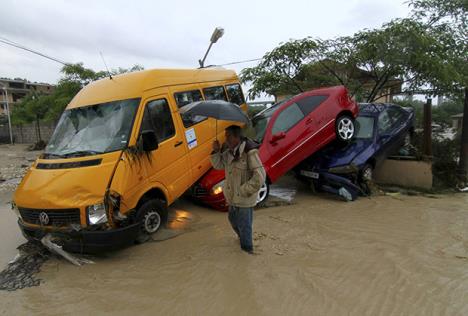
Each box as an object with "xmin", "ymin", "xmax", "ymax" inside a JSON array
[{"xmin": 252, "ymin": 98, "xmax": 291, "ymax": 142}]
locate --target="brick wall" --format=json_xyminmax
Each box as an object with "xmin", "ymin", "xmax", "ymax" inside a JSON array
[{"xmin": 0, "ymin": 122, "xmax": 56, "ymax": 144}]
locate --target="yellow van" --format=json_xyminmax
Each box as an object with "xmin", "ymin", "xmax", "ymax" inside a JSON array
[{"xmin": 12, "ymin": 68, "xmax": 247, "ymax": 252}]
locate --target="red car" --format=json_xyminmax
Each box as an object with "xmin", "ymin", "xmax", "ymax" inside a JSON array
[{"xmin": 192, "ymin": 86, "xmax": 359, "ymax": 211}]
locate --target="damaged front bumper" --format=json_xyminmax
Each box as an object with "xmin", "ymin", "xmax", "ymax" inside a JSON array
[{"xmin": 18, "ymin": 219, "xmax": 140, "ymax": 254}]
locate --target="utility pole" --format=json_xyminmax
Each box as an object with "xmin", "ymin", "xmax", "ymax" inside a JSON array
[
  {"xmin": 199, "ymin": 27, "xmax": 224, "ymax": 68},
  {"xmin": 457, "ymin": 88, "xmax": 468, "ymax": 187},
  {"xmin": 1, "ymin": 85, "xmax": 13, "ymax": 144},
  {"xmin": 423, "ymin": 98, "xmax": 432, "ymax": 159}
]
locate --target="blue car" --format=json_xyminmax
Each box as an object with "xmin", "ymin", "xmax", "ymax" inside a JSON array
[{"xmin": 296, "ymin": 103, "xmax": 415, "ymax": 200}]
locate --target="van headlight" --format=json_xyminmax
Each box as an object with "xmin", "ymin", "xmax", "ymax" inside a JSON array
[
  {"xmin": 87, "ymin": 203, "xmax": 108, "ymax": 225},
  {"xmin": 211, "ymin": 180, "xmax": 225, "ymax": 195}
]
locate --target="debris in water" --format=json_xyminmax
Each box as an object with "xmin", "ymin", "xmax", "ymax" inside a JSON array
[
  {"xmin": 269, "ymin": 215, "xmax": 290, "ymax": 223},
  {"xmin": 0, "ymin": 242, "xmax": 50, "ymax": 291},
  {"xmin": 269, "ymin": 185, "xmax": 297, "ymax": 202},
  {"xmin": 458, "ymin": 186, "xmax": 468, "ymax": 192},
  {"xmin": 41, "ymin": 234, "xmax": 94, "ymax": 266},
  {"xmin": 8, "ymin": 254, "xmax": 21, "ymax": 264}
]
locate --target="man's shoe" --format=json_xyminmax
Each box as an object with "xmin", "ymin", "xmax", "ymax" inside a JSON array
[{"xmin": 241, "ymin": 246, "xmax": 254, "ymax": 254}]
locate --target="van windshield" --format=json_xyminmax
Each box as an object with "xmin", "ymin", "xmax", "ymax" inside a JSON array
[{"xmin": 44, "ymin": 98, "xmax": 140, "ymax": 158}]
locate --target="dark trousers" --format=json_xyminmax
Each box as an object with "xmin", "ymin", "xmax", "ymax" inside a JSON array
[{"xmin": 228, "ymin": 206, "xmax": 253, "ymax": 250}]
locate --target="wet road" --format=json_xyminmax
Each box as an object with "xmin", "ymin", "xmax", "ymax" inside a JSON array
[
  {"xmin": 1, "ymin": 184, "xmax": 467, "ymax": 315},
  {"xmin": 0, "ymin": 191, "xmax": 26, "ymax": 269},
  {"xmin": 1, "ymin": 145, "xmax": 467, "ymax": 315}
]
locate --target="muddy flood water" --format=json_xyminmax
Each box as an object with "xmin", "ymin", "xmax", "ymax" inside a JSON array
[{"xmin": 1, "ymin": 145, "xmax": 468, "ymax": 315}]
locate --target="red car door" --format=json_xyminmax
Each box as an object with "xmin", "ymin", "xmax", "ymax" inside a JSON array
[
  {"xmin": 297, "ymin": 93, "xmax": 337, "ymax": 149},
  {"xmin": 264, "ymin": 94, "xmax": 333, "ymax": 182},
  {"xmin": 264, "ymin": 101, "xmax": 306, "ymax": 182}
]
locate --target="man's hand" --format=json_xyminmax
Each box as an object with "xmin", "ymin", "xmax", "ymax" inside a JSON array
[{"xmin": 212, "ymin": 140, "xmax": 221, "ymax": 152}]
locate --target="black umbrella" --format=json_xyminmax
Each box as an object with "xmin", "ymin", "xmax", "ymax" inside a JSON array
[{"xmin": 179, "ymin": 100, "xmax": 250, "ymax": 139}]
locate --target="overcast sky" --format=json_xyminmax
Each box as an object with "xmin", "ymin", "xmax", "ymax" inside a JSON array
[{"xmin": 1, "ymin": 0, "xmax": 410, "ymax": 90}]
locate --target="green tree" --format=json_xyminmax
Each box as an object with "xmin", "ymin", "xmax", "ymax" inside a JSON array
[
  {"xmin": 241, "ymin": 17, "xmax": 461, "ymax": 102},
  {"xmin": 408, "ymin": 0, "xmax": 467, "ymax": 185},
  {"xmin": 240, "ymin": 38, "xmax": 321, "ymax": 99},
  {"xmin": 351, "ymin": 18, "xmax": 461, "ymax": 100}
]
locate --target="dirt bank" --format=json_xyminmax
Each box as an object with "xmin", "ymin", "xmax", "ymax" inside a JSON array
[{"xmin": 0, "ymin": 145, "xmax": 467, "ymax": 315}]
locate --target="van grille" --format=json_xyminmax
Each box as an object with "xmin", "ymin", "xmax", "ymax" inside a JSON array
[
  {"xmin": 19, "ymin": 207, "xmax": 81, "ymax": 226},
  {"xmin": 36, "ymin": 159, "xmax": 102, "ymax": 169}
]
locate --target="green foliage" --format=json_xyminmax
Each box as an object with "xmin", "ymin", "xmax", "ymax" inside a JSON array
[
  {"xmin": 432, "ymin": 100, "xmax": 464, "ymax": 127},
  {"xmin": 59, "ymin": 63, "xmax": 106, "ymax": 86},
  {"xmin": 241, "ymin": 1, "xmax": 466, "ymax": 102},
  {"xmin": 393, "ymin": 98, "xmax": 425, "ymax": 128},
  {"xmin": 240, "ymin": 38, "xmax": 320, "ymax": 99},
  {"xmin": 11, "ymin": 99, "xmax": 33, "ymax": 125},
  {"xmin": 410, "ymin": 0, "xmax": 467, "ymax": 26},
  {"xmin": 247, "ymin": 105, "xmax": 266, "ymax": 118},
  {"xmin": 393, "ymin": 97, "xmax": 464, "ymax": 128},
  {"xmin": 409, "ymin": 0, "xmax": 467, "ymax": 92},
  {"xmin": 44, "ymin": 80, "xmax": 82, "ymax": 121},
  {"xmin": 352, "ymin": 18, "xmax": 462, "ymax": 99},
  {"xmin": 432, "ymin": 135, "xmax": 460, "ymax": 188}
]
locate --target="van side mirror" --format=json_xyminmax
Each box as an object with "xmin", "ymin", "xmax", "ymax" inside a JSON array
[
  {"xmin": 270, "ymin": 132, "xmax": 286, "ymax": 144},
  {"xmin": 140, "ymin": 130, "xmax": 159, "ymax": 152}
]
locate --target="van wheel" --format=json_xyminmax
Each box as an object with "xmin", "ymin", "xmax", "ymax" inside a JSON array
[
  {"xmin": 336, "ymin": 115, "xmax": 355, "ymax": 142},
  {"xmin": 135, "ymin": 199, "xmax": 167, "ymax": 244}
]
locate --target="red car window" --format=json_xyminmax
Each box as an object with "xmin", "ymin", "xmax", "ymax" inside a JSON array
[
  {"xmin": 296, "ymin": 95, "xmax": 328, "ymax": 115},
  {"xmin": 271, "ymin": 103, "xmax": 304, "ymax": 134}
]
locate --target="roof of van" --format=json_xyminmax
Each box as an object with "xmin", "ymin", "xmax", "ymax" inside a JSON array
[{"xmin": 67, "ymin": 68, "xmax": 238, "ymax": 109}]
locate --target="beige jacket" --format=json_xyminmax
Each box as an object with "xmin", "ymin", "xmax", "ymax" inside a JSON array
[{"xmin": 210, "ymin": 139, "xmax": 266, "ymax": 208}]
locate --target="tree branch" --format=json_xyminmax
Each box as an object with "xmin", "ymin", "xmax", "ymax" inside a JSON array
[{"xmin": 317, "ymin": 60, "xmax": 346, "ymax": 86}]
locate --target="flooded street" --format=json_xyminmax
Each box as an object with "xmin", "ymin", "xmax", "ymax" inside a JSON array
[{"xmin": 1, "ymin": 145, "xmax": 468, "ymax": 315}]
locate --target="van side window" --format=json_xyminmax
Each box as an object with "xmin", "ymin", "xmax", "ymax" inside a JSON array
[
  {"xmin": 225, "ymin": 83, "xmax": 245, "ymax": 105},
  {"xmin": 141, "ymin": 99, "xmax": 175, "ymax": 143},
  {"xmin": 296, "ymin": 95, "xmax": 328, "ymax": 115},
  {"xmin": 174, "ymin": 90, "xmax": 206, "ymax": 128},
  {"xmin": 203, "ymin": 86, "xmax": 227, "ymax": 101},
  {"xmin": 174, "ymin": 90, "xmax": 203, "ymax": 107}
]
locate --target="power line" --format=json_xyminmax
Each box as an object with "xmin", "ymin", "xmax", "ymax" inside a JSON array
[
  {"xmin": 1, "ymin": 35, "xmax": 263, "ymax": 69},
  {"xmin": 0, "ymin": 36, "xmax": 68, "ymax": 65},
  {"xmin": 213, "ymin": 57, "xmax": 262, "ymax": 67}
]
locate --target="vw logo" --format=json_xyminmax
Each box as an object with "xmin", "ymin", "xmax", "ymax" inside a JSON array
[{"xmin": 39, "ymin": 212, "xmax": 49, "ymax": 225}]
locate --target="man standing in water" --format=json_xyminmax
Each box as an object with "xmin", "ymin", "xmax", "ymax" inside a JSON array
[{"xmin": 211, "ymin": 125, "xmax": 266, "ymax": 254}]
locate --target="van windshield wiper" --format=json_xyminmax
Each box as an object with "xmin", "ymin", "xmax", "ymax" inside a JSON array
[
  {"xmin": 62, "ymin": 150, "xmax": 103, "ymax": 158},
  {"xmin": 42, "ymin": 152, "xmax": 66, "ymax": 159}
]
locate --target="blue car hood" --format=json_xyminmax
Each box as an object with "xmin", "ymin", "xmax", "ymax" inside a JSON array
[{"xmin": 317, "ymin": 139, "xmax": 373, "ymax": 169}]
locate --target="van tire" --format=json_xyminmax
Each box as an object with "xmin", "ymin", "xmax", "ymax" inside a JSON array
[
  {"xmin": 135, "ymin": 199, "xmax": 167, "ymax": 244},
  {"xmin": 335, "ymin": 115, "xmax": 355, "ymax": 142}
]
